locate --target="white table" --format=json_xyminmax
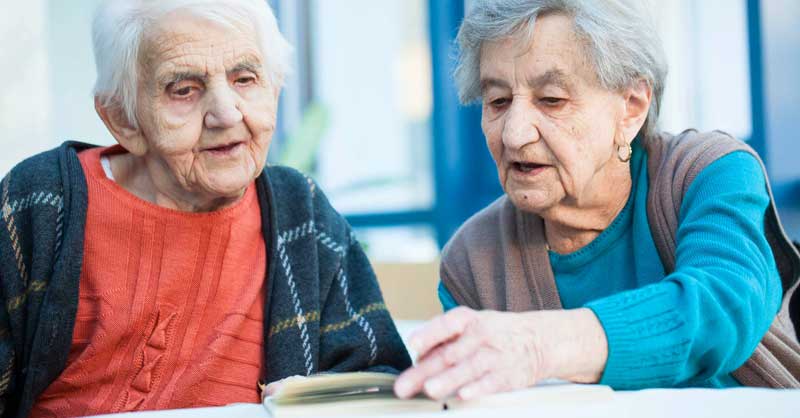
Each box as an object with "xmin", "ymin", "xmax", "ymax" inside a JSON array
[{"xmin": 92, "ymin": 386, "xmax": 800, "ymax": 418}]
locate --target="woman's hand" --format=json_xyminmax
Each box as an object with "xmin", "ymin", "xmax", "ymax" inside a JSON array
[
  {"xmin": 263, "ymin": 375, "xmax": 306, "ymax": 397},
  {"xmin": 393, "ymin": 307, "xmax": 608, "ymax": 401}
]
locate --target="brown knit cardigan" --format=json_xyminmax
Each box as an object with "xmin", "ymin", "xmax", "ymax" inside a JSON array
[{"xmin": 441, "ymin": 130, "xmax": 800, "ymax": 388}]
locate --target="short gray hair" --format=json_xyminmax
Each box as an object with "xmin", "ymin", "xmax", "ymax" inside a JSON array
[
  {"xmin": 455, "ymin": 0, "xmax": 667, "ymax": 138},
  {"xmin": 92, "ymin": 0, "xmax": 292, "ymax": 129}
]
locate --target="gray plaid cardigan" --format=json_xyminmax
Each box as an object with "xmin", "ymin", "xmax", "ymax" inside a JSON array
[{"xmin": 0, "ymin": 142, "xmax": 412, "ymax": 417}]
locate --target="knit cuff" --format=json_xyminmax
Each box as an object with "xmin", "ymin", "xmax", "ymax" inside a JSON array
[{"xmin": 586, "ymin": 284, "xmax": 688, "ymax": 389}]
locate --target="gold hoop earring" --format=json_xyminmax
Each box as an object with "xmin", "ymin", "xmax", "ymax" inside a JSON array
[{"xmin": 617, "ymin": 142, "xmax": 632, "ymax": 163}]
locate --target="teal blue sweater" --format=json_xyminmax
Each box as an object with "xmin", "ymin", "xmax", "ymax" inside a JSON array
[{"xmin": 438, "ymin": 139, "xmax": 782, "ymax": 389}]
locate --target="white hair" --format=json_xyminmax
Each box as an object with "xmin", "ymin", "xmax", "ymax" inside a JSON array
[
  {"xmin": 455, "ymin": 0, "xmax": 667, "ymax": 138},
  {"xmin": 92, "ymin": 0, "xmax": 292, "ymax": 128}
]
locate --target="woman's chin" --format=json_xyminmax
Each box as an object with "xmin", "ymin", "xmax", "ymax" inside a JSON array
[
  {"xmin": 507, "ymin": 189, "xmax": 556, "ymax": 214},
  {"xmin": 200, "ymin": 171, "xmax": 255, "ymax": 200}
]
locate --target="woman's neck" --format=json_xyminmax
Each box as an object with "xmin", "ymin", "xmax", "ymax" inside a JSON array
[
  {"xmin": 108, "ymin": 153, "xmax": 245, "ymax": 213},
  {"xmin": 542, "ymin": 161, "xmax": 632, "ymax": 255}
]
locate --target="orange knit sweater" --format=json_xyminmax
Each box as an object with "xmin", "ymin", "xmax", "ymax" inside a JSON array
[{"xmin": 31, "ymin": 146, "xmax": 267, "ymax": 416}]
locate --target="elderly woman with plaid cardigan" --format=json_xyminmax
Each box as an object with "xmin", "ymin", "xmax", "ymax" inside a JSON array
[{"xmin": 0, "ymin": 1, "xmax": 409, "ymax": 417}]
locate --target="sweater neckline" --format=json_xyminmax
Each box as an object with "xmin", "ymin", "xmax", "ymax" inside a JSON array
[
  {"xmin": 547, "ymin": 139, "xmax": 644, "ymax": 272},
  {"xmin": 79, "ymin": 145, "xmax": 258, "ymax": 222}
]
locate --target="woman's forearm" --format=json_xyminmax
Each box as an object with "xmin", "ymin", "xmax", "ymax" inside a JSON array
[{"xmin": 528, "ymin": 308, "xmax": 608, "ymax": 383}]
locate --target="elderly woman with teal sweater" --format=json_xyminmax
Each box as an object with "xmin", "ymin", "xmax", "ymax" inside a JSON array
[{"xmin": 394, "ymin": 0, "xmax": 800, "ymax": 401}]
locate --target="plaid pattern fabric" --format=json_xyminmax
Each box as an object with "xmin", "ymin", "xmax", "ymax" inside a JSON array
[{"xmin": 0, "ymin": 142, "xmax": 411, "ymax": 418}]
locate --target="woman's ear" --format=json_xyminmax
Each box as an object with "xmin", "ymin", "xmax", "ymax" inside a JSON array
[
  {"xmin": 620, "ymin": 79, "xmax": 652, "ymax": 142},
  {"xmin": 94, "ymin": 97, "xmax": 148, "ymax": 156}
]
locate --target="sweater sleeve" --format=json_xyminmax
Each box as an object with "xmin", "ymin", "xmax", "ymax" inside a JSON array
[
  {"xmin": 317, "ymin": 229, "xmax": 413, "ymax": 375},
  {"xmin": 437, "ymin": 280, "xmax": 459, "ymax": 312},
  {"xmin": 586, "ymin": 151, "xmax": 782, "ymax": 389},
  {"xmin": 0, "ymin": 269, "xmax": 14, "ymax": 417}
]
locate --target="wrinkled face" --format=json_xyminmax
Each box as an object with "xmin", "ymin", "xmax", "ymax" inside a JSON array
[
  {"xmin": 480, "ymin": 14, "xmax": 626, "ymax": 214},
  {"xmin": 136, "ymin": 13, "xmax": 278, "ymax": 199}
]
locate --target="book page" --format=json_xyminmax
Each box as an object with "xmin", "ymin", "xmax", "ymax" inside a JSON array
[
  {"xmin": 446, "ymin": 382, "xmax": 613, "ymax": 411},
  {"xmin": 269, "ymin": 372, "xmax": 397, "ymax": 404},
  {"xmin": 263, "ymin": 372, "xmax": 612, "ymax": 417},
  {"xmin": 263, "ymin": 372, "xmax": 445, "ymax": 417}
]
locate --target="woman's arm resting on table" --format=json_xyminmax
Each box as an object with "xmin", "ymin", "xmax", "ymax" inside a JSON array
[
  {"xmin": 586, "ymin": 152, "xmax": 781, "ymax": 388},
  {"xmin": 393, "ymin": 306, "xmax": 608, "ymax": 400},
  {"xmin": 399, "ymin": 152, "xmax": 782, "ymax": 398}
]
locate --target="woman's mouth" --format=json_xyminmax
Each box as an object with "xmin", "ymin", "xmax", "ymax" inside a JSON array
[
  {"xmin": 204, "ymin": 141, "xmax": 244, "ymax": 156},
  {"xmin": 511, "ymin": 161, "xmax": 548, "ymax": 176}
]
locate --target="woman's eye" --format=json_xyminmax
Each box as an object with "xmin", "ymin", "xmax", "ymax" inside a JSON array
[
  {"xmin": 489, "ymin": 98, "xmax": 510, "ymax": 109},
  {"xmin": 235, "ymin": 76, "xmax": 256, "ymax": 86},
  {"xmin": 540, "ymin": 97, "xmax": 565, "ymax": 106},
  {"xmin": 168, "ymin": 83, "xmax": 199, "ymax": 100},
  {"xmin": 174, "ymin": 87, "xmax": 193, "ymax": 97}
]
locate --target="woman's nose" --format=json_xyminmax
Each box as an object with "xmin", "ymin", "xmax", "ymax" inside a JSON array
[
  {"xmin": 204, "ymin": 86, "xmax": 243, "ymax": 129},
  {"xmin": 502, "ymin": 104, "xmax": 540, "ymax": 150}
]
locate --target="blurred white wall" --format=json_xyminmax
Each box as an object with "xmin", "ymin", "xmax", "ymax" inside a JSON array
[
  {"xmin": 0, "ymin": 0, "xmax": 111, "ymax": 176},
  {"xmin": 655, "ymin": 0, "xmax": 752, "ymax": 140},
  {"xmin": 0, "ymin": 0, "xmax": 52, "ymax": 174}
]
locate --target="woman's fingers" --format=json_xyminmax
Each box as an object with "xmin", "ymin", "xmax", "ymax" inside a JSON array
[
  {"xmin": 407, "ymin": 307, "xmax": 477, "ymax": 357},
  {"xmin": 439, "ymin": 325, "xmax": 484, "ymax": 365},
  {"xmin": 263, "ymin": 381, "xmax": 281, "ymax": 396},
  {"xmin": 397, "ymin": 309, "xmax": 552, "ymax": 401},
  {"xmin": 457, "ymin": 372, "xmax": 504, "ymax": 401},
  {"xmin": 395, "ymin": 308, "xmax": 481, "ymax": 399},
  {"xmin": 263, "ymin": 379, "xmax": 286, "ymax": 396},
  {"xmin": 394, "ymin": 343, "xmax": 453, "ymax": 398},
  {"xmin": 264, "ymin": 375, "xmax": 306, "ymax": 396},
  {"xmin": 422, "ymin": 349, "xmax": 492, "ymax": 400},
  {"xmin": 395, "ymin": 328, "xmax": 488, "ymax": 399}
]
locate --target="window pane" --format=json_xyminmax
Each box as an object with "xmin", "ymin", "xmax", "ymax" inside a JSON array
[
  {"xmin": 355, "ymin": 225, "xmax": 438, "ymax": 263},
  {"xmin": 0, "ymin": 1, "xmax": 52, "ymax": 176},
  {"xmin": 655, "ymin": 0, "xmax": 752, "ymax": 140},
  {"xmin": 310, "ymin": 0, "xmax": 433, "ymax": 215},
  {"xmin": 763, "ymin": 0, "xmax": 800, "ymax": 184},
  {"xmin": 0, "ymin": 0, "xmax": 113, "ymax": 176}
]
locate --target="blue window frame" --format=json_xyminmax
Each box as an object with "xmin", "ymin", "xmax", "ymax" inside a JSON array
[
  {"xmin": 750, "ymin": 0, "xmax": 800, "ymax": 239},
  {"xmin": 344, "ymin": 0, "xmax": 502, "ymax": 248}
]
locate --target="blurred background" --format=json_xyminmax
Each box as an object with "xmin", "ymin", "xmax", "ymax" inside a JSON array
[{"xmin": 1, "ymin": 0, "xmax": 798, "ymax": 297}]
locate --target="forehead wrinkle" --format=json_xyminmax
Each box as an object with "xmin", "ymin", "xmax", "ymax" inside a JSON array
[
  {"xmin": 149, "ymin": 43, "xmax": 262, "ymax": 86},
  {"xmin": 139, "ymin": 14, "xmax": 264, "ymax": 93},
  {"xmin": 230, "ymin": 60, "xmax": 262, "ymax": 76},
  {"xmin": 480, "ymin": 77, "xmax": 511, "ymax": 95},
  {"xmin": 144, "ymin": 20, "xmax": 257, "ymax": 61},
  {"xmin": 526, "ymin": 68, "xmax": 573, "ymax": 91},
  {"xmin": 154, "ymin": 40, "xmax": 247, "ymax": 65}
]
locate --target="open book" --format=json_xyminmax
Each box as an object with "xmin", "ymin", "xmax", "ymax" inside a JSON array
[{"xmin": 262, "ymin": 372, "xmax": 612, "ymax": 417}]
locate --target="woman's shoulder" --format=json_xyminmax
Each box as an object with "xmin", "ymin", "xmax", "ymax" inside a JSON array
[
  {"xmin": 644, "ymin": 129, "xmax": 763, "ymax": 198},
  {"xmin": 263, "ymin": 164, "xmax": 312, "ymax": 193},
  {"xmin": 2, "ymin": 141, "xmax": 95, "ymax": 196},
  {"xmin": 645, "ymin": 129, "xmax": 757, "ymax": 171},
  {"xmin": 650, "ymin": 128, "xmax": 765, "ymax": 175},
  {"xmin": 262, "ymin": 165, "xmax": 351, "ymax": 241},
  {"xmin": 4, "ymin": 144, "xmax": 62, "ymax": 184},
  {"xmin": 682, "ymin": 150, "xmax": 768, "ymax": 208}
]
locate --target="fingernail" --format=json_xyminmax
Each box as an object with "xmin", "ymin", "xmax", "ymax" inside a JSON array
[
  {"xmin": 394, "ymin": 379, "xmax": 412, "ymax": 398},
  {"xmin": 424, "ymin": 379, "xmax": 442, "ymax": 397},
  {"xmin": 459, "ymin": 387, "xmax": 475, "ymax": 401}
]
